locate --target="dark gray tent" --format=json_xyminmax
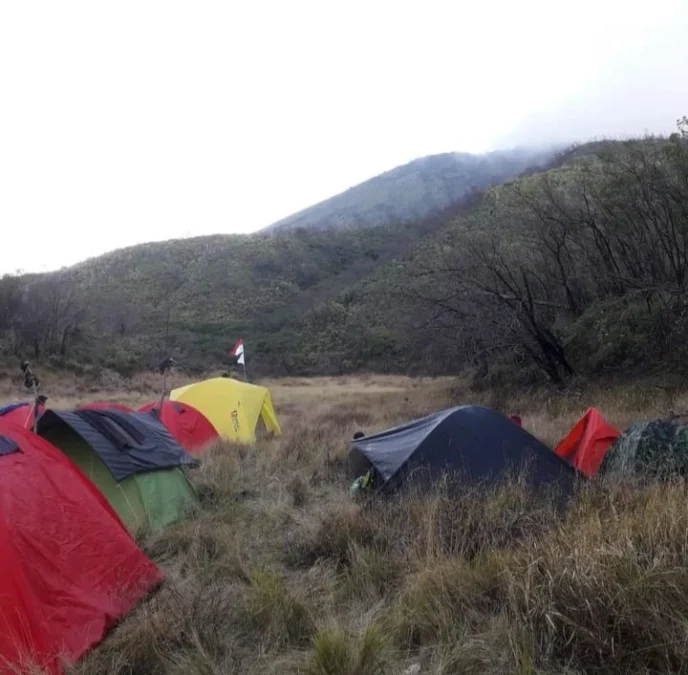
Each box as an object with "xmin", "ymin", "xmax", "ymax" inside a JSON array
[{"xmin": 349, "ymin": 405, "xmax": 580, "ymax": 495}]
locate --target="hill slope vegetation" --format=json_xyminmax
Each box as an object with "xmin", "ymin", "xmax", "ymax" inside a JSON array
[
  {"xmin": 1, "ymin": 121, "xmax": 688, "ymax": 385},
  {"xmin": 0, "ymin": 148, "xmax": 554, "ymax": 374}
]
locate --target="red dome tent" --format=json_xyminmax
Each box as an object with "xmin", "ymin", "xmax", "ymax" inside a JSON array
[
  {"xmin": 555, "ymin": 407, "xmax": 621, "ymax": 478},
  {"xmin": 79, "ymin": 401, "xmax": 133, "ymax": 412},
  {"xmin": 0, "ymin": 421, "xmax": 164, "ymax": 674},
  {"xmin": 139, "ymin": 400, "xmax": 219, "ymax": 455}
]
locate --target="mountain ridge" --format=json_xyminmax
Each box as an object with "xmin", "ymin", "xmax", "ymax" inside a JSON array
[{"xmin": 262, "ymin": 147, "xmax": 557, "ymax": 232}]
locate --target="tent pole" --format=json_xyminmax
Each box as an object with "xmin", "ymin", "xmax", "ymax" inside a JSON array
[
  {"xmin": 20, "ymin": 361, "xmax": 40, "ymax": 433},
  {"xmin": 159, "ymin": 368, "xmax": 168, "ymax": 412},
  {"xmin": 156, "ymin": 356, "xmax": 176, "ymax": 413},
  {"xmin": 31, "ymin": 379, "xmax": 39, "ymax": 434}
]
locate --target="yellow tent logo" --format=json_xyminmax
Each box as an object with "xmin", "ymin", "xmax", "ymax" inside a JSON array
[{"xmin": 231, "ymin": 410, "xmax": 240, "ymax": 433}]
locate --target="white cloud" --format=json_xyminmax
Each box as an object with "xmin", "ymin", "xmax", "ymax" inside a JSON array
[{"xmin": 1, "ymin": 0, "xmax": 686, "ymax": 273}]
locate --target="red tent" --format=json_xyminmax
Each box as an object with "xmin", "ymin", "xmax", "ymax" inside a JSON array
[
  {"xmin": 0, "ymin": 421, "xmax": 164, "ymax": 674},
  {"xmin": 79, "ymin": 401, "xmax": 133, "ymax": 412},
  {"xmin": 139, "ymin": 400, "xmax": 219, "ymax": 455},
  {"xmin": 0, "ymin": 402, "xmax": 45, "ymax": 428},
  {"xmin": 555, "ymin": 407, "xmax": 621, "ymax": 478}
]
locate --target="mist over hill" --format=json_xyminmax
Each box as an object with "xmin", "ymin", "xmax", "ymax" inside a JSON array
[{"xmin": 263, "ymin": 148, "xmax": 556, "ymax": 232}]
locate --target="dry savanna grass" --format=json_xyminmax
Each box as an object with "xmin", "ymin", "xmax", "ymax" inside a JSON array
[{"xmin": 4, "ymin": 371, "xmax": 688, "ymax": 674}]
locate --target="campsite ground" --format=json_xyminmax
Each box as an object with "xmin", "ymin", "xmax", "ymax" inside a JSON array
[{"xmin": 4, "ymin": 372, "xmax": 688, "ymax": 674}]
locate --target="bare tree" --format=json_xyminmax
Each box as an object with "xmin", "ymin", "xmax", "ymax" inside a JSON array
[
  {"xmin": 13, "ymin": 273, "xmax": 86, "ymax": 358},
  {"xmin": 401, "ymin": 120, "xmax": 688, "ymax": 382}
]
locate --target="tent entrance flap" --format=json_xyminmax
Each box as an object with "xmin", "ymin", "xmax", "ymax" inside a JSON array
[{"xmin": 135, "ymin": 469, "xmax": 198, "ymax": 531}]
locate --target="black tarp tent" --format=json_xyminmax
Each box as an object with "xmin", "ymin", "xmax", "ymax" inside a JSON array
[{"xmin": 349, "ymin": 405, "xmax": 580, "ymax": 495}]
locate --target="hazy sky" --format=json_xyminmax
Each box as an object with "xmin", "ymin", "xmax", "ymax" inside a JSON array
[{"xmin": 1, "ymin": 0, "xmax": 687, "ymax": 274}]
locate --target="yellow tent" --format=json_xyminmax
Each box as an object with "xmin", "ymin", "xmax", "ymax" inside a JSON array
[{"xmin": 169, "ymin": 377, "xmax": 281, "ymax": 443}]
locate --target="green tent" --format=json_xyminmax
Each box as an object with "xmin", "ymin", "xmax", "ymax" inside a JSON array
[
  {"xmin": 37, "ymin": 408, "xmax": 199, "ymax": 534},
  {"xmin": 600, "ymin": 418, "xmax": 688, "ymax": 481}
]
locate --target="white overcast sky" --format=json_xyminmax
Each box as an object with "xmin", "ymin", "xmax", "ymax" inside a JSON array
[{"xmin": 1, "ymin": 0, "xmax": 687, "ymax": 274}]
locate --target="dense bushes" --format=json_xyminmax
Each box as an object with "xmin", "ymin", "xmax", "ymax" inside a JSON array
[{"xmin": 407, "ymin": 119, "xmax": 688, "ymax": 384}]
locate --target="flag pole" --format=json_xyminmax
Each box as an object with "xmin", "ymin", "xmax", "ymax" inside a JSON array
[{"xmin": 230, "ymin": 338, "xmax": 247, "ymax": 382}]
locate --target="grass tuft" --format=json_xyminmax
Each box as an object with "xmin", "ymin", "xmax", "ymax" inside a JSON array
[
  {"xmin": 306, "ymin": 624, "xmax": 391, "ymax": 675},
  {"xmin": 243, "ymin": 568, "xmax": 316, "ymax": 648}
]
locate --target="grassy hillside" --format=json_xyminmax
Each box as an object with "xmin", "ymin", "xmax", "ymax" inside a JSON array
[
  {"xmin": 2, "ymin": 125, "xmax": 688, "ymax": 386},
  {"xmin": 264, "ymin": 149, "xmax": 555, "ymax": 232},
  {"xmin": 0, "ymin": 215, "xmax": 456, "ymax": 374},
  {"xmin": 0, "ymin": 147, "xmax": 553, "ymax": 375}
]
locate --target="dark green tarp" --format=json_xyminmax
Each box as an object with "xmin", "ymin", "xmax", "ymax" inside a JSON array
[{"xmin": 600, "ymin": 418, "xmax": 688, "ymax": 480}]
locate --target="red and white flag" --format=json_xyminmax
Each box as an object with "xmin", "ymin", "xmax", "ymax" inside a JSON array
[{"xmin": 229, "ymin": 338, "xmax": 245, "ymax": 365}]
